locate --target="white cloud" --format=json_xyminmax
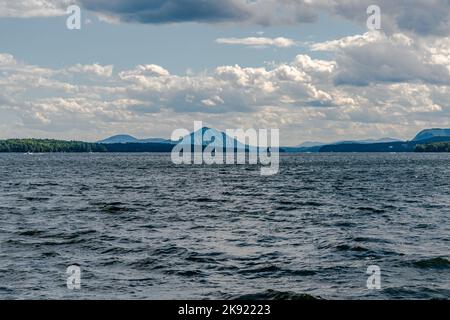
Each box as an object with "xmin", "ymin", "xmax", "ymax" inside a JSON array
[
  {"xmin": 216, "ymin": 37, "xmax": 297, "ymax": 48},
  {"xmin": 0, "ymin": 0, "xmax": 69, "ymax": 17},
  {"xmin": 67, "ymin": 63, "xmax": 114, "ymax": 78},
  {"xmin": 0, "ymin": 53, "xmax": 17, "ymax": 66},
  {"xmin": 294, "ymin": 54, "xmax": 336, "ymax": 75},
  {"xmin": 310, "ymin": 32, "xmax": 386, "ymax": 51},
  {"xmin": 118, "ymin": 64, "xmax": 170, "ymax": 83}
]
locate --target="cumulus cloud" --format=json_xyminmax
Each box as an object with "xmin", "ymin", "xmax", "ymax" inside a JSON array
[
  {"xmin": 216, "ymin": 37, "xmax": 297, "ymax": 48},
  {"xmin": 0, "ymin": 51, "xmax": 340, "ymax": 139},
  {"xmin": 1, "ymin": 42, "xmax": 450, "ymax": 143}
]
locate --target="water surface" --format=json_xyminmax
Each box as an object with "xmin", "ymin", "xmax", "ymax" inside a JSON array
[{"xmin": 0, "ymin": 153, "xmax": 449, "ymax": 299}]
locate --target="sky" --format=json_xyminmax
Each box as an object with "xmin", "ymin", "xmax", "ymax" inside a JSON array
[{"xmin": 1, "ymin": 0, "xmax": 450, "ymax": 145}]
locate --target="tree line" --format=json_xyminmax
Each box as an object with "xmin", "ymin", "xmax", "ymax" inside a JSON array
[
  {"xmin": 0, "ymin": 139, "xmax": 107, "ymax": 153},
  {"xmin": 415, "ymin": 142, "xmax": 450, "ymax": 152}
]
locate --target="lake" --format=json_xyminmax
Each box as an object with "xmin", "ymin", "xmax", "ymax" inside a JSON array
[{"xmin": 0, "ymin": 153, "xmax": 449, "ymax": 299}]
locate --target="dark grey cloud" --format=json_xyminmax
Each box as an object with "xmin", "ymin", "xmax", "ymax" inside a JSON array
[
  {"xmin": 78, "ymin": 0, "xmax": 317, "ymax": 25},
  {"xmin": 4, "ymin": 1, "xmax": 450, "ymax": 36},
  {"xmin": 322, "ymin": 0, "xmax": 450, "ymax": 37},
  {"xmin": 395, "ymin": 1, "xmax": 450, "ymax": 36},
  {"xmin": 79, "ymin": 0, "xmax": 250, "ymax": 24},
  {"xmin": 77, "ymin": 0, "xmax": 450, "ymax": 36}
]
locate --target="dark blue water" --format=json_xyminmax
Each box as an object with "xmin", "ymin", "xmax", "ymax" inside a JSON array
[{"xmin": 0, "ymin": 153, "xmax": 449, "ymax": 299}]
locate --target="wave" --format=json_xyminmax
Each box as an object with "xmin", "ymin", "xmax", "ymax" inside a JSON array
[
  {"xmin": 412, "ymin": 257, "xmax": 450, "ymax": 269},
  {"xmin": 99, "ymin": 202, "xmax": 131, "ymax": 213},
  {"xmin": 18, "ymin": 230, "xmax": 45, "ymax": 237},
  {"xmin": 232, "ymin": 289, "xmax": 321, "ymax": 300},
  {"xmin": 356, "ymin": 206, "xmax": 386, "ymax": 214}
]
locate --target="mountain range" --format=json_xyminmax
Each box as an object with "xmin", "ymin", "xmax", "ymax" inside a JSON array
[
  {"xmin": 99, "ymin": 127, "xmax": 258, "ymax": 151},
  {"xmin": 2, "ymin": 128, "xmax": 450, "ymax": 153},
  {"xmin": 318, "ymin": 129, "xmax": 450, "ymax": 153},
  {"xmin": 287, "ymin": 137, "xmax": 403, "ymax": 152},
  {"xmin": 96, "ymin": 128, "xmax": 450, "ymax": 153}
]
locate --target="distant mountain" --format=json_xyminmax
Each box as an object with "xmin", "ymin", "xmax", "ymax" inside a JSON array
[
  {"xmin": 98, "ymin": 135, "xmax": 139, "ymax": 144},
  {"xmin": 285, "ymin": 137, "xmax": 402, "ymax": 153},
  {"xmin": 178, "ymin": 127, "xmax": 258, "ymax": 151},
  {"xmin": 140, "ymin": 138, "xmax": 172, "ymax": 144},
  {"xmin": 294, "ymin": 137, "xmax": 401, "ymax": 148},
  {"xmin": 319, "ymin": 136, "xmax": 450, "ymax": 153},
  {"xmin": 98, "ymin": 134, "xmax": 171, "ymax": 144},
  {"xmin": 290, "ymin": 129, "xmax": 450, "ymax": 153},
  {"xmin": 295, "ymin": 141, "xmax": 325, "ymax": 148},
  {"xmin": 96, "ymin": 128, "xmax": 450, "ymax": 153},
  {"xmin": 346, "ymin": 137, "xmax": 402, "ymax": 144},
  {"xmin": 413, "ymin": 128, "xmax": 450, "ymax": 141},
  {"xmin": 319, "ymin": 141, "xmax": 411, "ymax": 153}
]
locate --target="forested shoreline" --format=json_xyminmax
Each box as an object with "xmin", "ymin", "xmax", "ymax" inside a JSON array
[
  {"xmin": 0, "ymin": 139, "xmax": 107, "ymax": 153},
  {"xmin": 0, "ymin": 139, "xmax": 174, "ymax": 153},
  {"xmin": 1, "ymin": 138, "xmax": 450, "ymax": 153},
  {"xmin": 415, "ymin": 142, "xmax": 450, "ymax": 152}
]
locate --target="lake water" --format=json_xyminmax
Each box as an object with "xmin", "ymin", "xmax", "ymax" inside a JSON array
[{"xmin": 0, "ymin": 153, "xmax": 449, "ymax": 299}]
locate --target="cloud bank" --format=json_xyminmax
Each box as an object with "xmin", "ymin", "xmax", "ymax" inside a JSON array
[
  {"xmin": 1, "ymin": 30, "xmax": 450, "ymax": 143},
  {"xmin": 4, "ymin": 1, "xmax": 450, "ymax": 36}
]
